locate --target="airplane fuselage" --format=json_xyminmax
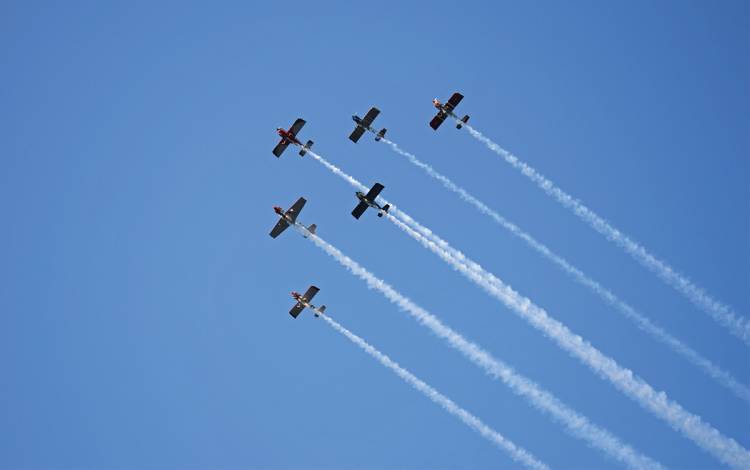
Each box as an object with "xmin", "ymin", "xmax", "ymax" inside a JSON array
[
  {"xmin": 291, "ymin": 292, "xmax": 323, "ymax": 317},
  {"xmin": 356, "ymin": 191, "xmax": 385, "ymax": 211},
  {"xmin": 352, "ymin": 115, "xmax": 374, "ymax": 132},
  {"xmin": 277, "ymin": 128, "xmax": 302, "ymax": 146},
  {"xmin": 433, "ymin": 100, "xmax": 456, "ymax": 118},
  {"xmin": 291, "ymin": 292, "xmax": 311, "ymax": 308},
  {"xmin": 273, "ymin": 206, "xmax": 296, "ymax": 225}
]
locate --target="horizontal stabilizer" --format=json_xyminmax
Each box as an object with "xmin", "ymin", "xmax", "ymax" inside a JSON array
[
  {"xmin": 456, "ymin": 115, "xmax": 470, "ymax": 129},
  {"xmin": 375, "ymin": 128, "xmax": 387, "ymax": 141},
  {"xmin": 299, "ymin": 141, "xmax": 313, "ymax": 157},
  {"xmin": 304, "ymin": 223, "xmax": 317, "ymax": 238}
]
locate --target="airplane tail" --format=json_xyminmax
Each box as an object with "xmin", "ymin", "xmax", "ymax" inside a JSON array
[
  {"xmin": 456, "ymin": 115, "xmax": 470, "ymax": 129},
  {"xmin": 299, "ymin": 140, "xmax": 314, "ymax": 156},
  {"xmin": 315, "ymin": 305, "xmax": 326, "ymax": 317},
  {"xmin": 378, "ymin": 204, "xmax": 391, "ymax": 217},
  {"xmin": 304, "ymin": 223, "xmax": 317, "ymax": 238},
  {"xmin": 375, "ymin": 128, "xmax": 387, "ymax": 141}
]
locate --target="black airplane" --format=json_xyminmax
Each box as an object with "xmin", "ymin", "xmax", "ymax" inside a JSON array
[
  {"xmin": 289, "ymin": 285, "xmax": 326, "ymax": 319},
  {"xmin": 430, "ymin": 92, "xmax": 470, "ymax": 130},
  {"xmin": 349, "ymin": 107, "xmax": 387, "ymax": 143},
  {"xmin": 269, "ymin": 197, "xmax": 317, "ymax": 238},
  {"xmin": 352, "ymin": 183, "xmax": 390, "ymax": 219}
]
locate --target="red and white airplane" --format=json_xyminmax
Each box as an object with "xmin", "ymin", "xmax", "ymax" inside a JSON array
[
  {"xmin": 430, "ymin": 92, "xmax": 470, "ymax": 130},
  {"xmin": 289, "ymin": 285, "xmax": 326, "ymax": 318},
  {"xmin": 273, "ymin": 118, "xmax": 314, "ymax": 157}
]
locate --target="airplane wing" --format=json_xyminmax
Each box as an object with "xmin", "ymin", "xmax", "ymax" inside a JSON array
[
  {"xmin": 351, "ymin": 201, "xmax": 369, "ymax": 219},
  {"xmin": 349, "ymin": 126, "xmax": 366, "ymax": 143},
  {"xmin": 289, "ymin": 118, "xmax": 306, "ymax": 137},
  {"xmin": 302, "ymin": 285, "xmax": 319, "ymax": 302},
  {"xmin": 364, "ymin": 183, "xmax": 384, "ymax": 202},
  {"xmin": 285, "ymin": 197, "xmax": 306, "ymax": 223},
  {"xmin": 445, "ymin": 92, "xmax": 463, "ymax": 112},
  {"xmin": 429, "ymin": 113, "xmax": 446, "ymax": 130},
  {"xmin": 269, "ymin": 219, "xmax": 290, "ymax": 238},
  {"xmin": 272, "ymin": 140, "xmax": 290, "ymax": 157},
  {"xmin": 360, "ymin": 107, "xmax": 380, "ymax": 127},
  {"xmin": 289, "ymin": 302, "xmax": 305, "ymax": 318}
]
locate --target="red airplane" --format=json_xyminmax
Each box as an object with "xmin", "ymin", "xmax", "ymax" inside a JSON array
[
  {"xmin": 430, "ymin": 92, "xmax": 470, "ymax": 130},
  {"xmin": 289, "ymin": 286, "xmax": 326, "ymax": 318},
  {"xmin": 273, "ymin": 118, "xmax": 314, "ymax": 157}
]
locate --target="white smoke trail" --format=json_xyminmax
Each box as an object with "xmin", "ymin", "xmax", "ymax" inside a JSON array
[
  {"xmin": 461, "ymin": 123, "xmax": 749, "ymax": 346},
  {"xmin": 295, "ymin": 224, "xmax": 662, "ymax": 470},
  {"xmin": 305, "ymin": 149, "xmax": 747, "ymax": 466},
  {"xmin": 385, "ymin": 214, "xmax": 750, "ymax": 469},
  {"xmin": 320, "ymin": 313, "xmax": 550, "ymax": 470},
  {"xmin": 380, "ymin": 138, "xmax": 750, "ymax": 403}
]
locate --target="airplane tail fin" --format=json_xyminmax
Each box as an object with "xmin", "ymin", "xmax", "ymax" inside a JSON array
[
  {"xmin": 375, "ymin": 128, "xmax": 387, "ymax": 141},
  {"xmin": 299, "ymin": 140, "xmax": 314, "ymax": 156},
  {"xmin": 378, "ymin": 204, "xmax": 391, "ymax": 217},
  {"xmin": 304, "ymin": 223, "xmax": 317, "ymax": 238},
  {"xmin": 315, "ymin": 305, "xmax": 326, "ymax": 317},
  {"xmin": 456, "ymin": 115, "xmax": 470, "ymax": 129}
]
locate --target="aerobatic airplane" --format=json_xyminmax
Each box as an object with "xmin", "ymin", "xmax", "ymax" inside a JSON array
[
  {"xmin": 349, "ymin": 107, "xmax": 387, "ymax": 143},
  {"xmin": 289, "ymin": 285, "xmax": 327, "ymax": 318},
  {"xmin": 430, "ymin": 92, "xmax": 470, "ymax": 130},
  {"xmin": 352, "ymin": 183, "xmax": 390, "ymax": 219},
  {"xmin": 273, "ymin": 118, "xmax": 314, "ymax": 157},
  {"xmin": 269, "ymin": 197, "xmax": 317, "ymax": 238}
]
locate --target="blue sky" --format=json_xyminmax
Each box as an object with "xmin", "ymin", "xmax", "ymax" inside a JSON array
[{"xmin": 1, "ymin": 1, "xmax": 748, "ymax": 468}]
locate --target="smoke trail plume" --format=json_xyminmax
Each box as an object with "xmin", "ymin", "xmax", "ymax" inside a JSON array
[
  {"xmin": 295, "ymin": 224, "xmax": 662, "ymax": 470},
  {"xmin": 384, "ymin": 214, "xmax": 750, "ymax": 469},
  {"xmin": 380, "ymin": 138, "xmax": 749, "ymax": 403},
  {"xmin": 461, "ymin": 123, "xmax": 749, "ymax": 346},
  {"xmin": 320, "ymin": 313, "xmax": 550, "ymax": 470}
]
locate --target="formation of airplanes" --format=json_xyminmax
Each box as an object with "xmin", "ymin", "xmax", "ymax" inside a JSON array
[{"xmin": 270, "ymin": 92, "xmax": 469, "ymax": 318}]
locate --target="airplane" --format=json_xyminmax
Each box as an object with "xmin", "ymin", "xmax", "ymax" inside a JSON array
[
  {"xmin": 429, "ymin": 92, "xmax": 470, "ymax": 130},
  {"xmin": 349, "ymin": 106, "xmax": 387, "ymax": 143},
  {"xmin": 352, "ymin": 183, "xmax": 390, "ymax": 219},
  {"xmin": 269, "ymin": 197, "xmax": 317, "ymax": 238},
  {"xmin": 289, "ymin": 285, "xmax": 327, "ymax": 318},
  {"xmin": 273, "ymin": 118, "xmax": 314, "ymax": 157}
]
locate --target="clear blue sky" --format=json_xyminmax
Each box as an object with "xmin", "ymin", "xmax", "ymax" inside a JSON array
[{"xmin": 1, "ymin": 1, "xmax": 748, "ymax": 468}]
